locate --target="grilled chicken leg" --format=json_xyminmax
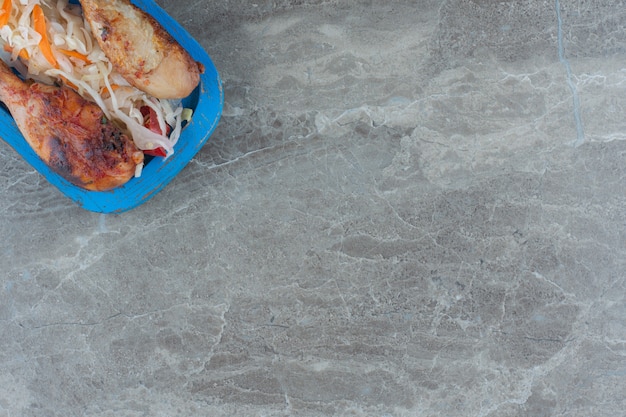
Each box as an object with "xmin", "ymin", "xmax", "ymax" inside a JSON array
[
  {"xmin": 0, "ymin": 60, "xmax": 144, "ymax": 191},
  {"xmin": 79, "ymin": 0, "xmax": 202, "ymax": 99}
]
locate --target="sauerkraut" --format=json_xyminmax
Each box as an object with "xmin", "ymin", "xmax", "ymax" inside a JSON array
[{"xmin": 0, "ymin": 0, "xmax": 188, "ymax": 176}]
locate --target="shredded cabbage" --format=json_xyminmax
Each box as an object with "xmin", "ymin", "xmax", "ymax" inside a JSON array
[{"xmin": 0, "ymin": 0, "xmax": 188, "ymax": 172}]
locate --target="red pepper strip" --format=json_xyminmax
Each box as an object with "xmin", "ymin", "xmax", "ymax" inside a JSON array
[
  {"xmin": 141, "ymin": 106, "xmax": 171, "ymax": 136},
  {"xmin": 32, "ymin": 4, "xmax": 58, "ymax": 68},
  {"xmin": 140, "ymin": 106, "xmax": 170, "ymax": 158},
  {"xmin": 0, "ymin": 0, "xmax": 11, "ymax": 27},
  {"xmin": 143, "ymin": 147, "xmax": 168, "ymax": 157}
]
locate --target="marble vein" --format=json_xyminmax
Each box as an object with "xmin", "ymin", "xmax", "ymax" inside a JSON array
[{"xmin": 555, "ymin": 0, "xmax": 585, "ymax": 146}]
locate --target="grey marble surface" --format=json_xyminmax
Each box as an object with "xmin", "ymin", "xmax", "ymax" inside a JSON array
[{"xmin": 1, "ymin": 0, "xmax": 625, "ymax": 416}]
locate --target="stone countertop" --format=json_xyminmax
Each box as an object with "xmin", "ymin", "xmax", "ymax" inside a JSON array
[{"xmin": 1, "ymin": 1, "xmax": 625, "ymax": 416}]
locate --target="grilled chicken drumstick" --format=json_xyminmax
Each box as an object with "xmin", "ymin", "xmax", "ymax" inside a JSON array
[
  {"xmin": 79, "ymin": 0, "xmax": 202, "ymax": 99},
  {"xmin": 0, "ymin": 61, "xmax": 144, "ymax": 191}
]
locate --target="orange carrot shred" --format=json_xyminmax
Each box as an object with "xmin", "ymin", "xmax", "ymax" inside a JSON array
[
  {"xmin": 0, "ymin": 0, "xmax": 11, "ymax": 27},
  {"xmin": 59, "ymin": 49, "xmax": 91, "ymax": 64},
  {"xmin": 3, "ymin": 44, "xmax": 29, "ymax": 60},
  {"xmin": 59, "ymin": 75, "xmax": 78, "ymax": 90},
  {"xmin": 99, "ymin": 84, "xmax": 121, "ymax": 95},
  {"xmin": 32, "ymin": 4, "xmax": 58, "ymax": 68}
]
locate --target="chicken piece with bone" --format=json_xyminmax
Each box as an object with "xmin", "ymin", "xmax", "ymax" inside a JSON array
[
  {"xmin": 0, "ymin": 60, "xmax": 144, "ymax": 191},
  {"xmin": 79, "ymin": 0, "xmax": 203, "ymax": 99}
]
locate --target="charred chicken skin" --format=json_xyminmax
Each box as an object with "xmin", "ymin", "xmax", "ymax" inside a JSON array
[
  {"xmin": 79, "ymin": 0, "xmax": 202, "ymax": 99},
  {"xmin": 0, "ymin": 60, "xmax": 144, "ymax": 191}
]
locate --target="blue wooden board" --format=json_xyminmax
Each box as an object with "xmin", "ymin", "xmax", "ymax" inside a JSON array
[{"xmin": 0, "ymin": 0, "xmax": 223, "ymax": 213}]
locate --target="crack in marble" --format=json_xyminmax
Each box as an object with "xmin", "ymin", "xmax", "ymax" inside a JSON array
[
  {"xmin": 29, "ymin": 312, "xmax": 124, "ymax": 331},
  {"xmin": 555, "ymin": 0, "xmax": 585, "ymax": 147}
]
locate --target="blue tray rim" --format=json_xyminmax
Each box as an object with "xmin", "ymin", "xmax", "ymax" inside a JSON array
[{"xmin": 0, "ymin": 0, "xmax": 224, "ymax": 213}]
